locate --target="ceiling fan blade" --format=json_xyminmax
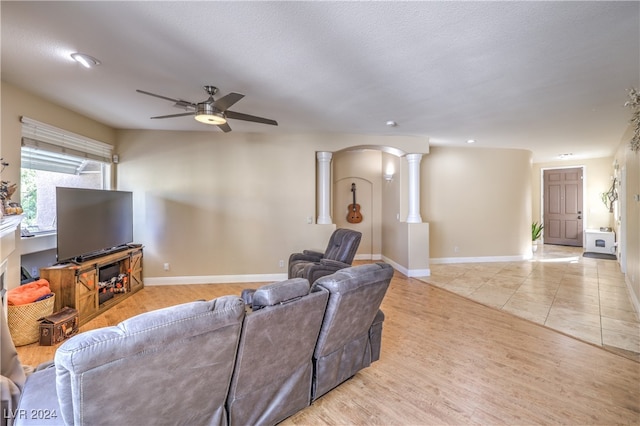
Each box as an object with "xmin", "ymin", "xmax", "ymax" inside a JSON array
[
  {"xmin": 213, "ymin": 93, "xmax": 244, "ymax": 111},
  {"xmin": 150, "ymin": 112, "xmax": 195, "ymax": 119},
  {"xmin": 217, "ymin": 122, "xmax": 232, "ymax": 133},
  {"xmin": 225, "ymin": 110, "xmax": 278, "ymax": 126},
  {"xmin": 174, "ymin": 101, "xmax": 196, "ymax": 110},
  {"xmin": 137, "ymin": 89, "xmax": 194, "ymax": 105}
]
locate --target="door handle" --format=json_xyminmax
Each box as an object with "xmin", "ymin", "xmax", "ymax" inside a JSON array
[{"xmin": 578, "ymin": 215, "xmax": 582, "ymax": 219}]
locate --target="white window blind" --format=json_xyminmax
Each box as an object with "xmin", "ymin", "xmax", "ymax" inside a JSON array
[{"xmin": 21, "ymin": 116, "xmax": 113, "ymax": 174}]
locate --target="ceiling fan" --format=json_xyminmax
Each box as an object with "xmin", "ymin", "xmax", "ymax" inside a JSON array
[{"xmin": 136, "ymin": 85, "xmax": 278, "ymax": 133}]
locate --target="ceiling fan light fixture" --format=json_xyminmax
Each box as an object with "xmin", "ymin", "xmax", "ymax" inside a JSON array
[
  {"xmin": 195, "ymin": 113, "xmax": 227, "ymax": 125},
  {"xmin": 70, "ymin": 52, "xmax": 100, "ymax": 68},
  {"xmin": 195, "ymin": 104, "xmax": 227, "ymax": 125}
]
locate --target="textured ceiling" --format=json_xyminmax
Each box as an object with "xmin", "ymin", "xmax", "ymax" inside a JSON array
[{"xmin": 2, "ymin": 1, "xmax": 639, "ymax": 162}]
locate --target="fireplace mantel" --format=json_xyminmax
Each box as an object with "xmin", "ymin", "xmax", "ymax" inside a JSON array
[
  {"xmin": 1, "ymin": 215, "xmax": 23, "ymax": 312},
  {"xmin": 1, "ymin": 214, "xmax": 23, "ymax": 239},
  {"xmin": 1, "ymin": 215, "xmax": 23, "ymax": 258}
]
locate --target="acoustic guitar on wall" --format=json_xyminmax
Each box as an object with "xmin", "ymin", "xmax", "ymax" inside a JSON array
[{"xmin": 347, "ymin": 183, "xmax": 363, "ymax": 224}]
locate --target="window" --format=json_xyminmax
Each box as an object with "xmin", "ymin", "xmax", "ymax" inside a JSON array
[{"xmin": 19, "ymin": 117, "xmax": 113, "ymax": 234}]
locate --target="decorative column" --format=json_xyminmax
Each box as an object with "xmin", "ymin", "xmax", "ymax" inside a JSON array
[
  {"xmin": 316, "ymin": 151, "xmax": 333, "ymax": 224},
  {"xmin": 406, "ymin": 153, "xmax": 423, "ymax": 223}
]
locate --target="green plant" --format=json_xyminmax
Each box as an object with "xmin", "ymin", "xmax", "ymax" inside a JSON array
[
  {"xmin": 601, "ymin": 181, "xmax": 618, "ymax": 213},
  {"xmin": 20, "ymin": 169, "xmax": 37, "ymax": 226},
  {"xmin": 624, "ymin": 87, "xmax": 639, "ymax": 152},
  {"xmin": 532, "ymin": 222, "xmax": 544, "ymax": 241}
]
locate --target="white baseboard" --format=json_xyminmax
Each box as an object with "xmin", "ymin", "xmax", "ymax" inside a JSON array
[
  {"xmin": 145, "ymin": 273, "xmax": 288, "ymax": 286},
  {"xmin": 145, "ymin": 254, "xmax": 533, "ymax": 285},
  {"xmin": 381, "ymin": 256, "xmax": 430, "ymax": 278},
  {"xmin": 429, "ymin": 254, "xmax": 529, "ymax": 264},
  {"xmin": 354, "ymin": 254, "xmax": 383, "ymax": 261},
  {"xmin": 146, "ymin": 255, "xmax": 382, "ymax": 286}
]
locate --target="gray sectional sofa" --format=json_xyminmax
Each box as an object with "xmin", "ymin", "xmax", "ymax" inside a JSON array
[{"xmin": 3, "ymin": 262, "xmax": 393, "ymax": 426}]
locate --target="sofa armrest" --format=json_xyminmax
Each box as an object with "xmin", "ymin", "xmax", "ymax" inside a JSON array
[
  {"xmin": 241, "ymin": 288, "xmax": 256, "ymax": 306},
  {"xmin": 289, "ymin": 251, "xmax": 323, "ymax": 263},
  {"xmin": 288, "ymin": 252, "xmax": 325, "ymax": 279},
  {"xmin": 318, "ymin": 258, "xmax": 351, "ymax": 270},
  {"xmin": 303, "ymin": 249, "xmax": 324, "ymax": 258},
  {"xmin": 303, "ymin": 259, "xmax": 351, "ymax": 284}
]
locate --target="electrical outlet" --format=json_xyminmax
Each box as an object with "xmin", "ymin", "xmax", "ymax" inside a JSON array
[
  {"xmin": 163, "ymin": 263, "xmax": 170, "ymax": 271},
  {"xmin": 279, "ymin": 260, "xmax": 284, "ymax": 268},
  {"xmin": 454, "ymin": 246, "xmax": 460, "ymax": 253},
  {"xmin": 31, "ymin": 267, "xmax": 38, "ymax": 277}
]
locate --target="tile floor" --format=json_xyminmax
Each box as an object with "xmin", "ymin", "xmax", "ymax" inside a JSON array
[{"xmin": 418, "ymin": 244, "xmax": 640, "ymax": 362}]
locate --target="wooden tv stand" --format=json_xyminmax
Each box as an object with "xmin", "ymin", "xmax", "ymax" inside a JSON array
[{"xmin": 40, "ymin": 247, "xmax": 143, "ymax": 326}]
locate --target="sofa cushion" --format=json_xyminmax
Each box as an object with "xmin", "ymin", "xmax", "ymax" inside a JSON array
[
  {"xmin": 54, "ymin": 295, "xmax": 245, "ymax": 426},
  {"xmin": 14, "ymin": 366, "xmax": 61, "ymax": 426},
  {"xmin": 251, "ymin": 278, "xmax": 310, "ymax": 310}
]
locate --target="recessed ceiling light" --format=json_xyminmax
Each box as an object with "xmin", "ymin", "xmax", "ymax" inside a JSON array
[
  {"xmin": 558, "ymin": 153, "xmax": 573, "ymax": 159},
  {"xmin": 466, "ymin": 139, "xmax": 476, "ymax": 144},
  {"xmin": 71, "ymin": 52, "xmax": 101, "ymax": 68},
  {"xmin": 386, "ymin": 120, "xmax": 398, "ymax": 127}
]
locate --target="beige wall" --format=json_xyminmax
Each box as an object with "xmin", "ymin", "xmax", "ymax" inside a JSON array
[
  {"xmin": 115, "ymin": 130, "xmax": 428, "ymax": 279},
  {"xmin": 613, "ymin": 126, "xmax": 640, "ymax": 311},
  {"xmin": 381, "ymin": 152, "xmax": 404, "ymax": 261},
  {"xmin": 379, "ymin": 153, "xmax": 430, "ymax": 275},
  {"xmin": 5, "ymin": 80, "xmax": 633, "ymax": 296},
  {"xmin": 1, "ymin": 82, "xmax": 116, "ymax": 289},
  {"xmin": 1, "ymin": 82, "xmax": 117, "ymax": 192},
  {"xmin": 422, "ymin": 146, "xmax": 533, "ymax": 261},
  {"xmin": 1, "ymin": 80, "xmax": 431, "ymax": 281},
  {"xmin": 332, "ymin": 150, "xmax": 382, "ymax": 259},
  {"xmin": 116, "ymin": 129, "xmax": 330, "ymax": 277},
  {"xmin": 532, "ymin": 156, "xmax": 616, "ymax": 231}
]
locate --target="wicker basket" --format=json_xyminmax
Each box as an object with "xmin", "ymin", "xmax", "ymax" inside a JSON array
[{"xmin": 8, "ymin": 294, "xmax": 55, "ymax": 346}]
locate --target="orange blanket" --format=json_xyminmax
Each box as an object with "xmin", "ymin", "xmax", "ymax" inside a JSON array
[{"xmin": 7, "ymin": 279, "xmax": 51, "ymax": 306}]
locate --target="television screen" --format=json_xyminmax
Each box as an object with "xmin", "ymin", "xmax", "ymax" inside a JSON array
[{"xmin": 56, "ymin": 187, "xmax": 134, "ymax": 263}]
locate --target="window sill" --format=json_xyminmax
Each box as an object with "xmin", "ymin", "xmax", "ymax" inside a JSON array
[{"xmin": 21, "ymin": 232, "xmax": 56, "ymax": 255}]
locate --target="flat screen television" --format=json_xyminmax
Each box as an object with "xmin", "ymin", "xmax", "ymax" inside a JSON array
[{"xmin": 56, "ymin": 187, "xmax": 134, "ymax": 263}]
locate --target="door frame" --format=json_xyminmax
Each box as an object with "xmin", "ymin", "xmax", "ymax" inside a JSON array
[
  {"xmin": 540, "ymin": 165, "xmax": 586, "ymax": 246},
  {"xmin": 618, "ymin": 165, "xmax": 626, "ymax": 273}
]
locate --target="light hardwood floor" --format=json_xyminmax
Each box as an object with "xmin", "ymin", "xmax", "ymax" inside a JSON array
[{"xmin": 15, "ymin": 270, "xmax": 640, "ymax": 425}]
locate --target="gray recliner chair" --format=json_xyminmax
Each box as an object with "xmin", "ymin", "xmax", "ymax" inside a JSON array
[
  {"xmin": 228, "ymin": 278, "xmax": 329, "ymax": 426},
  {"xmin": 288, "ymin": 228, "xmax": 362, "ymax": 284},
  {"xmin": 310, "ymin": 262, "xmax": 393, "ymax": 401},
  {"xmin": 15, "ymin": 295, "xmax": 245, "ymax": 426}
]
